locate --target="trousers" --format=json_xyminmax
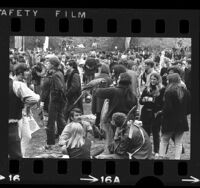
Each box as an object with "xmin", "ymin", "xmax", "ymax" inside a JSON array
[
  {"xmin": 46, "ymin": 101, "xmax": 66, "ymax": 145},
  {"xmin": 8, "ymin": 123, "xmax": 22, "ymax": 158},
  {"xmin": 159, "ymin": 131, "xmax": 184, "ymax": 159}
]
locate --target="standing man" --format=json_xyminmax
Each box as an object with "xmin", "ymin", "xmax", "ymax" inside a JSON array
[
  {"xmin": 9, "ymin": 63, "xmax": 40, "ymax": 158},
  {"xmin": 40, "ymin": 56, "xmax": 67, "ymax": 150}
]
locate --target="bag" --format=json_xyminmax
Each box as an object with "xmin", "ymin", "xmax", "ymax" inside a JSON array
[
  {"xmin": 18, "ymin": 116, "xmax": 32, "ymax": 157},
  {"xmin": 28, "ymin": 115, "xmax": 40, "ymax": 134},
  {"xmin": 18, "ymin": 116, "xmax": 32, "ymax": 140},
  {"xmin": 100, "ymin": 98, "xmax": 109, "ymax": 130},
  {"xmin": 127, "ymin": 121, "xmax": 145, "ymax": 159}
]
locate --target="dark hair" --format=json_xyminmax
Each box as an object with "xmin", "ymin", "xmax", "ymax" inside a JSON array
[
  {"xmin": 100, "ymin": 63, "xmax": 110, "ymax": 75},
  {"xmin": 144, "ymin": 59, "xmax": 155, "ymax": 68},
  {"xmin": 119, "ymin": 72, "xmax": 132, "ymax": 85},
  {"xmin": 167, "ymin": 66, "xmax": 182, "ymax": 76},
  {"xmin": 112, "ymin": 112, "xmax": 127, "ymax": 127},
  {"xmin": 69, "ymin": 108, "xmax": 82, "ymax": 121},
  {"xmin": 165, "ymin": 73, "xmax": 184, "ymax": 101},
  {"xmin": 112, "ymin": 64, "xmax": 126, "ymax": 80},
  {"xmin": 68, "ymin": 59, "xmax": 78, "ymax": 71},
  {"xmin": 14, "ymin": 63, "xmax": 29, "ymax": 76}
]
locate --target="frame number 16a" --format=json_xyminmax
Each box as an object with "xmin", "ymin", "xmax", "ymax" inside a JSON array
[{"xmin": 101, "ymin": 176, "xmax": 120, "ymax": 184}]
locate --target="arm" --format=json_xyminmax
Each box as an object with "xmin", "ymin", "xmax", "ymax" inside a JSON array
[
  {"xmin": 114, "ymin": 136, "xmax": 131, "ymax": 156},
  {"xmin": 13, "ymin": 81, "xmax": 40, "ymax": 105},
  {"xmin": 139, "ymin": 88, "xmax": 147, "ymax": 105},
  {"xmin": 91, "ymin": 90, "xmax": 97, "ymax": 114},
  {"xmin": 95, "ymin": 87, "xmax": 115, "ymax": 100},
  {"xmin": 40, "ymin": 77, "xmax": 51, "ymax": 102},
  {"xmin": 59, "ymin": 124, "xmax": 71, "ymax": 146}
]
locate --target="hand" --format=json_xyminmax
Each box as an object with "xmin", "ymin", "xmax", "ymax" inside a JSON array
[
  {"xmin": 40, "ymin": 102, "xmax": 44, "ymax": 108},
  {"xmin": 148, "ymin": 97, "xmax": 153, "ymax": 102},
  {"xmin": 142, "ymin": 97, "xmax": 148, "ymax": 102}
]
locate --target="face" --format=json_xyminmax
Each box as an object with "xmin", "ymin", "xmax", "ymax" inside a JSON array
[
  {"xmin": 62, "ymin": 55, "xmax": 66, "ymax": 62},
  {"xmin": 72, "ymin": 112, "xmax": 82, "ymax": 122},
  {"xmin": 23, "ymin": 70, "xmax": 30, "ymax": 80},
  {"xmin": 46, "ymin": 61, "xmax": 53, "ymax": 70},
  {"xmin": 144, "ymin": 64, "xmax": 150, "ymax": 71},
  {"xmin": 150, "ymin": 76, "xmax": 158, "ymax": 86}
]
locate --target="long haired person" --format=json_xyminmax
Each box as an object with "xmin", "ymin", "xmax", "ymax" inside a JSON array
[
  {"xmin": 159, "ymin": 73, "xmax": 191, "ymax": 159},
  {"xmin": 61, "ymin": 122, "xmax": 91, "ymax": 159}
]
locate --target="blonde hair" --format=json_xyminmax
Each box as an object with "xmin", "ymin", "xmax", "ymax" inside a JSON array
[{"xmin": 66, "ymin": 122, "xmax": 85, "ymax": 149}]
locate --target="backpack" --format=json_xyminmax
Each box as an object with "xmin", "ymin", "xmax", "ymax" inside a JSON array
[{"xmin": 127, "ymin": 122, "xmax": 145, "ymax": 159}]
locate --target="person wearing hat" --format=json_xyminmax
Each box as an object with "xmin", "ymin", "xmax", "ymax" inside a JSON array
[
  {"xmin": 83, "ymin": 52, "xmax": 99, "ymax": 84},
  {"xmin": 95, "ymin": 72, "xmax": 138, "ymax": 152},
  {"xmin": 9, "ymin": 63, "xmax": 40, "ymax": 158},
  {"xmin": 40, "ymin": 56, "xmax": 67, "ymax": 150},
  {"xmin": 96, "ymin": 112, "xmax": 152, "ymax": 159}
]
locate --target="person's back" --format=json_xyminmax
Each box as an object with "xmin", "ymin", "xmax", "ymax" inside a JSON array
[{"xmin": 126, "ymin": 69, "xmax": 138, "ymax": 96}]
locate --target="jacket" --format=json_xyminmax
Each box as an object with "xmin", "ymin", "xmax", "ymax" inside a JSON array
[
  {"xmin": 65, "ymin": 69, "xmax": 83, "ymax": 112},
  {"xmin": 91, "ymin": 73, "xmax": 112, "ymax": 114},
  {"xmin": 95, "ymin": 84, "xmax": 138, "ymax": 120},
  {"xmin": 162, "ymin": 87, "xmax": 190, "ymax": 133},
  {"xmin": 139, "ymin": 87, "xmax": 165, "ymax": 123}
]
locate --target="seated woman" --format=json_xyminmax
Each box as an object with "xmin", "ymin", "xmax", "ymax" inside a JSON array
[
  {"xmin": 61, "ymin": 122, "xmax": 92, "ymax": 159},
  {"xmin": 59, "ymin": 108, "xmax": 93, "ymax": 146},
  {"xmin": 96, "ymin": 112, "xmax": 152, "ymax": 159}
]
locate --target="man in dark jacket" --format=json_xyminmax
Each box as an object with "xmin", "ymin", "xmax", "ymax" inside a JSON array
[
  {"xmin": 41, "ymin": 56, "xmax": 67, "ymax": 150},
  {"xmin": 64, "ymin": 59, "xmax": 83, "ymax": 122},
  {"xmin": 83, "ymin": 53, "xmax": 99, "ymax": 84},
  {"xmin": 95, "ymin": 72, "xmax": 138, "ymax": 152},
  {"xmin": 96, "ymin": 112, "xmax": 152, "ymax": 159}
]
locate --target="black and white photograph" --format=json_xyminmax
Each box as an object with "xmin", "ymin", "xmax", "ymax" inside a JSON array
[{"xmin": 8, "ymin": 36, "xmax": 191, "ymax": 160}]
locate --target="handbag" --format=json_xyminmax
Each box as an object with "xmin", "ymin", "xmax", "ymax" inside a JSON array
[{"xmin": 28, "ymin": 115, "xmax": 40, "ymax": 135}]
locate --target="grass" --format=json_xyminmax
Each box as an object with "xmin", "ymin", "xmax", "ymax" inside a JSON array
[{"xmin": 25, "ymin": 103, "xmax": 190, "ymax": 159}]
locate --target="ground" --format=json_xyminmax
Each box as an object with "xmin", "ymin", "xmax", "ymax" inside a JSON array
[{"xmin": 25, "ymin": 102, "xmax": 190, "ymax": 160}]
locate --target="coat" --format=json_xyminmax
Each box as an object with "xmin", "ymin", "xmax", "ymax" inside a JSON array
[
  {"xmin": 65, "ymin": 69, "xmax": 83, "ymax": 112},
  {"xmin": 109, "ymin": 124, "xmax": 152, "ymax": 159},
  {"xmin": 91, "ymin": 73, "xmax": 112, "ymax": 114},
  {"xmin": 126, "ymin": 69, "xmax": 138, "ymax": 96},
  {"xmin": 161, "ymin": 87, "xmax": 190, "ymax": 133},
  {"xmin": 139, "ymin": 87, "xmax": 165, "ymax": 124},
  {"xmin": 95, "ymin": 84, "xmax": 138, "ymax": 120}
]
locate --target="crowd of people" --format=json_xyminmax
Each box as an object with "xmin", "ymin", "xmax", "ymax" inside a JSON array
[{"xmin": 8, "ymin": 43, "xmax": 191, "ymax": 160}]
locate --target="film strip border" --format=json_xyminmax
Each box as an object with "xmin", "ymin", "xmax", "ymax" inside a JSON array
[
  {"xmin": 0, "ymin": 9, "xmax": 198, "ymax": 36},
  {"xmin": 0, "ymin": 8, "xmax": 199, "ymax": 185},
  {"xmin": 7, "ymin": 159, "xmax": 191, "ymax": 185}
]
